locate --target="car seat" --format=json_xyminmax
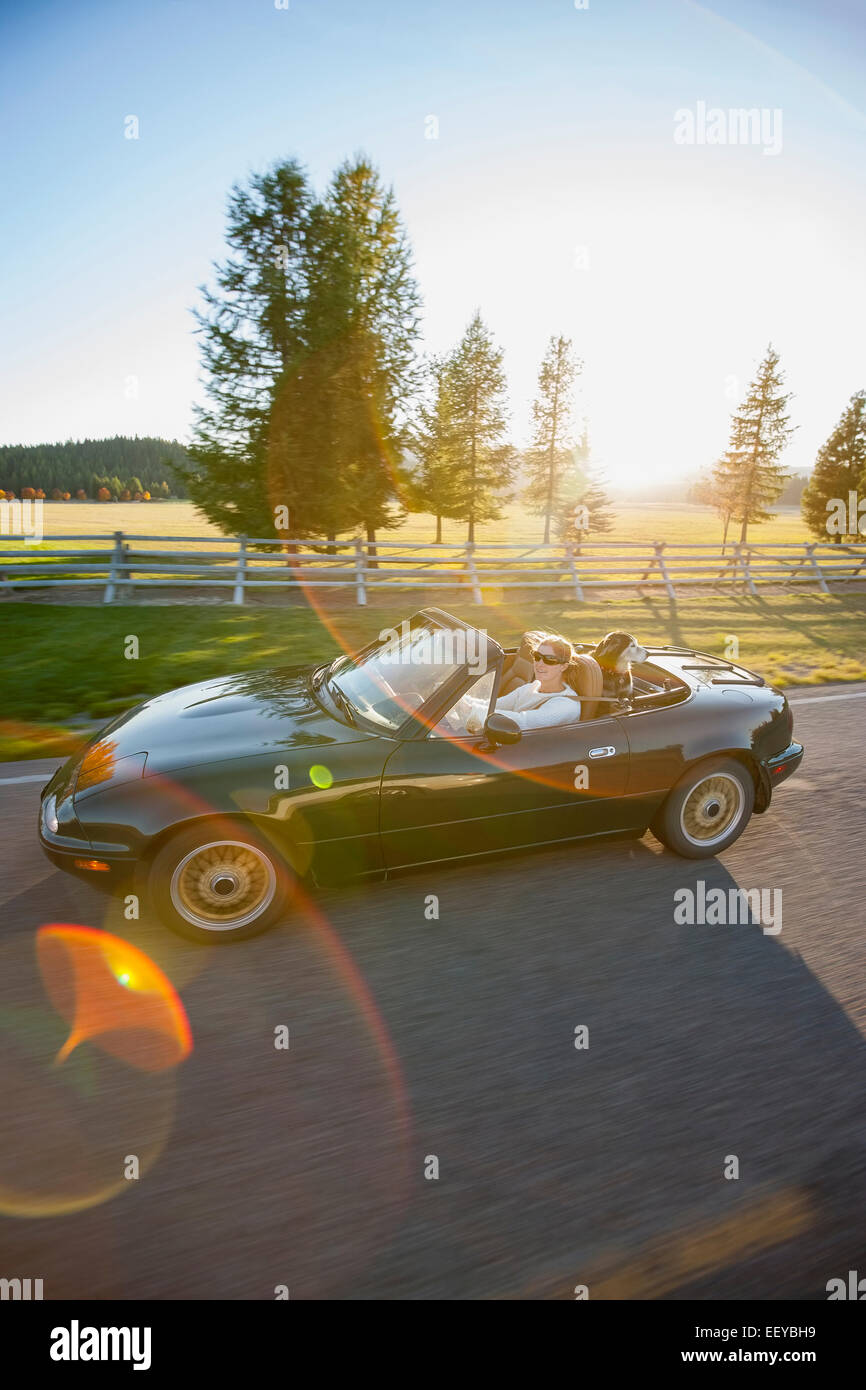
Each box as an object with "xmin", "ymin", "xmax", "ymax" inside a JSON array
[{"xmin": 567, "ymin": 654, "xmax": 603, "ymax": 721}]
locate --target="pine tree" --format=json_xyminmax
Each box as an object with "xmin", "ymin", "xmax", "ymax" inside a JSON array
[
  {"xmin": 710, "ymin": 345, "xmax": 795, "ymax": 545},
  {"xmin": 801, "ymin": 390, "xmax": 866, "ymax": 542},
  {"xmin": 184, "ymin": 156, "xmax": 420, "ymax": 545},
  {"xmin": 447, "ymin": 313, "xmax": 514, "ymax": 542},
  {"xmin": 410, "ymin": 355, "xmax": 463, "ymax": 542},
  {"xmin": 523, "ymin": 336, "xmax": 582, "ymax": 543},
  {"xmin": 556, "ymin": 426, "xmax": 614, "ymax": 549},
  {"xmin": 184, "ymin": 160, "xmax": 313, "ymax": 537},
  {"xmin": 299, "ymin": 155, "xmax": 422, "ymax": 552}
]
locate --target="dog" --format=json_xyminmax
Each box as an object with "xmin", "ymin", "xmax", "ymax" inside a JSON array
[{"xmin": 592, "ymin": 631, "xmax": 649, "ymax": 705}]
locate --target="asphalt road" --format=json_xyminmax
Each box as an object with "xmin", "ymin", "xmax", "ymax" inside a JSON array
[{"xmin": 1, "ymin": 684, "xmax": 865, "ymax": 1300}]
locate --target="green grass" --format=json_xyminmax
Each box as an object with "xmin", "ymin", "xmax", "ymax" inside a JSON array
[{"xmin": 2, "ymin": 593, "xmax": 864, "ymax": 760}]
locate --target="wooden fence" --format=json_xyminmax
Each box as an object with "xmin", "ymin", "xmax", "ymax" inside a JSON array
[{"xmin": 2, "ymin": 532, "xmax": 866, "ymax": 604}]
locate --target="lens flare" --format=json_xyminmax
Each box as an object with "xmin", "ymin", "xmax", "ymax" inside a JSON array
[{"xmin": 36, "ymin": 925, "xmax": 192, "ymax": 1073}]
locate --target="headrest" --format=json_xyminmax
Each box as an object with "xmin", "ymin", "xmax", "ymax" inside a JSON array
[
  {"xmin": 567, "ymin": 654, "xmax": 603, "ymax": 721},
  {"xmin": 500, "ymin": 629, "xmax": 547, "ymax": 695}
]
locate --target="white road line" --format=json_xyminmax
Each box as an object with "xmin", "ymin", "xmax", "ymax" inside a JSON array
[
  {"xmin": 787, "ymin": 691, "xmax": 866, "ymax": 705},
  {"xmin": 0, "ymin": 774, "xmax": 49, "ymax": 785}
]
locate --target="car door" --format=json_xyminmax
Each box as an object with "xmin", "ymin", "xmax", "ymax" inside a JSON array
[{"xmin": 379, "ymin": 698, "xmax": 631, "ymax": 870}]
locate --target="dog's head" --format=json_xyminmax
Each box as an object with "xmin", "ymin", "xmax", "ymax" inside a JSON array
[{"xmin": 593, "ymin": 631, "xmax": 648, "ymax": 672}]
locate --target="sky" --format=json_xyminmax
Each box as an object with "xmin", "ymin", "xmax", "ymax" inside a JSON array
[{"xmin": 1, "ymin": 0, "xmax": 864, "ymax": 489}]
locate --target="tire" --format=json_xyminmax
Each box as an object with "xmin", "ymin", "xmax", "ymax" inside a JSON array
[
  {"xmin": 650, "ymin": 757, "xmax": 755, "ymax": 859},
  {"xmin": 147, "ymin": 821, "xmax": 294, "ymax": 943}
]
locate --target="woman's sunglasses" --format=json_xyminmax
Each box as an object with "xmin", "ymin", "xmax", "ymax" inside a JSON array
[{"xmin": 532, "ymin": 649, "xmax": 565, "ymax": 665}]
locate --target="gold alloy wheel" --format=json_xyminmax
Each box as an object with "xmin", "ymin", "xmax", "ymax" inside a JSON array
[
  {"xmin": 679, "ymin": 772, "xmax": 745, "ymax": 848},
  {"xmin": 169, "ymin": 840, "xmax": 277, "ymax": 931}
]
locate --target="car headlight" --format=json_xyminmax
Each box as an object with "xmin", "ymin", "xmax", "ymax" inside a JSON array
[{"xmin": 42, "ymin": 794, "xmax": 59, "ymax": 835}]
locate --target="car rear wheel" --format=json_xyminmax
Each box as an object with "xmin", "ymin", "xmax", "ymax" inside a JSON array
[
  {"xmin": 651, "ymin": 757, "xmax": 755, "ymax": 859},
  {"xmin": 148, "ymin": 823, "xmax": 294, "ymax": 943}
]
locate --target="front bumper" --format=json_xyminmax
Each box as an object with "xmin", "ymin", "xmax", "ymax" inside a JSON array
[
  {"xmin": 38, "ymin": 780, "xmax": 135, "ymax": 890},
  {"xmin": 38, "ymin": 837, "xmax": 135, "ymax": 889}
]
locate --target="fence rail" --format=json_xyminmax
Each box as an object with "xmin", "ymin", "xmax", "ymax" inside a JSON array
[{"xmin": 2, "ymin": 531, "xmax": 866, "ymax": 604}]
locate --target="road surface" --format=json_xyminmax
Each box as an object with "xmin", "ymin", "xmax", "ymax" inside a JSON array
[{"xmin": 1, "ymin": 685, "xmax": 865, "ymax": 1299}]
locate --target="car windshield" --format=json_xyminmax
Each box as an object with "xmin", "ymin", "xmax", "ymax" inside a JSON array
[{"xmin": 325, "ymin": 622, "xmax": 475, "ymax": 732}]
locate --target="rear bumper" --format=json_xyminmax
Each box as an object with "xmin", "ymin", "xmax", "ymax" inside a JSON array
[{"xmin": 763, "ymin": 741, "xmax": 804, "ymax": 788}]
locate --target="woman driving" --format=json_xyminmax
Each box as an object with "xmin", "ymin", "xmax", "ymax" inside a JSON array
[{"xmin": 449, "ymin": 634, "xmax": 582, "ymax": 734}]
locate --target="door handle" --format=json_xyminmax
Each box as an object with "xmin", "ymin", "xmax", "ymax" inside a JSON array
[{"xmin": 589, "ymin": 746, "xmax": 616, "ymax": 758}]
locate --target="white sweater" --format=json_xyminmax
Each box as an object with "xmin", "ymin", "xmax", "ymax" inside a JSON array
[{"xmin": 450, "ymin": 679, "xmax": 581, "ymax": 734}]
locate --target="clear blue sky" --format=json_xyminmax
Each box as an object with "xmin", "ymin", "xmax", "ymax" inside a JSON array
[{"xmin": 1, "ymin": 0, "xmax": 864, "ymax": 485}]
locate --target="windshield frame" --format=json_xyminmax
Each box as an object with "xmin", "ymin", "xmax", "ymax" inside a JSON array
[{"xmin": 311, "ymin": 611, "xmax": 502, "ymax": 739}]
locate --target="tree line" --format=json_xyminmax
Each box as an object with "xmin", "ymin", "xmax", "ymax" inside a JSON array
[
  {"xmin": 181, "ymin": 156, "xmax": 612, "ymax": 548},
  {"xmin": 183, "ymin": 154, "xmax": 866, "ymax": 549},
  {"xmin": 0, "ymin": 437, "xmax": 188, "ymax": 500},
  {"xmin": 5, "ymin": 153, "xmax": 864, "ymax": 548}
]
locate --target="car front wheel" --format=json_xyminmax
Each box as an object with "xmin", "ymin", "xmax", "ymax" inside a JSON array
[
  {"xmin": 651, "ymin": 757, "xmax": 755, "ymax": 859},
  {"xmin": 147, "ymin": 822, "xmax": 294, "ymax": 943}
]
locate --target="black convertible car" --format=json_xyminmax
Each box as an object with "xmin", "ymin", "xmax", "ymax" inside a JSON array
[{"xmin": 39, "ymin": 608, "xmax": 803, "ymax": 942}]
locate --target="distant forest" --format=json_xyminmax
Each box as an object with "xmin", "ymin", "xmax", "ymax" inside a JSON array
[{"xmin": 0, "ymin": 437, "xmax": 190, "ymax": 498}]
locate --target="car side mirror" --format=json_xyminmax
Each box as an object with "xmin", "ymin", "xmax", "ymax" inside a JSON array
[{"xmin": 484, "ymin": 713, "xmax": 522, "ymax": 745}]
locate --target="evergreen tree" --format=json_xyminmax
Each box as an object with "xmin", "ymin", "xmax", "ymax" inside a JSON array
[
  {"xmin": 523, "ymin": 335, "xmax": 582, "ymax": 543},
  {"xmin": 410, "ymin": 355, "xmax": 463, "ymax": 542},
  {"xmin": 710, "ymin": 345, "xmax": 795, "ymax": 545},
  {"xmin": 298, "ymin": 155, "xmax": 422, "ymax": 550},
  {"xmin": 801, "ymin": 390, "xmax": 866, "ymax": 542},
  {"xmin": 556, "ymin": 426, "xmax": 614, "ymax": 548},
  {"xmin": 183, "ymin": 156, "xmax": 420, "ymax": 545},
  {"xmin": 184, "ymin": 160, "xmax": 313, "ymax": 537},
  {"xmin": 447, "ymin": 313, "xmax": 514, "ymax": 542}
]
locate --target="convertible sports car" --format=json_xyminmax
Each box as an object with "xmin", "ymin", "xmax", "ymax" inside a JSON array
[{"xmin": 39, "ymin": 608, "xmax": 803, "ymax": 943}]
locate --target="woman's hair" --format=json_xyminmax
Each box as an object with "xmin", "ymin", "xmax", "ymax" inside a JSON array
[
  {"xmin": 535, "ymin": 633, "xmax": 573, "ymax": 665},
  {"xmin": 533, "ymin": 632, "xmax": 583, "ymax": 692}
]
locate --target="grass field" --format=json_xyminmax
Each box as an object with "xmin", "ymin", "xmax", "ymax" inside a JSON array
[
  {"xmin": 4, "ymin": 499, "xmax": 813, "ymax": 551},
  {"xmin": 2, "ymin": 590, "xmax": 864, "ymax": 760}
]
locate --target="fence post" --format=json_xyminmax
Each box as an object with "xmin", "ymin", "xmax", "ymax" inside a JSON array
[
  {"xmin": 103, "ymin": 530, "xmax": 123, "ymax": 604},
  {"xmin": 654, "ymin": 541, "xmax": 676, "ymax": 602},
  {"xmin": 735, "ymin": 543, "xmax": 757, "ymax": 596},
  {"xmin": 565, "ymin": 542, "xmax": 583, "ymax": 601},
  {"xmin": 354, "ymin": 535, "xmax": 367, "ymax": 606},
  {"xmin": 806, "ymin": 542, "xmax": 829, "ymax": 594},
  {"xmin": 465, "ymin": 542, "xmax": 482, "ymax": 604},
  {"xmin": 233, "ymin": 536, "xmax": 247, "ymax": 605}
]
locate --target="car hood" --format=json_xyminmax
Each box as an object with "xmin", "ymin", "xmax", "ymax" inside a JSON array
[{"xmin": 74, "ymin": 667, "xmax": 378, "ymax": 781}]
